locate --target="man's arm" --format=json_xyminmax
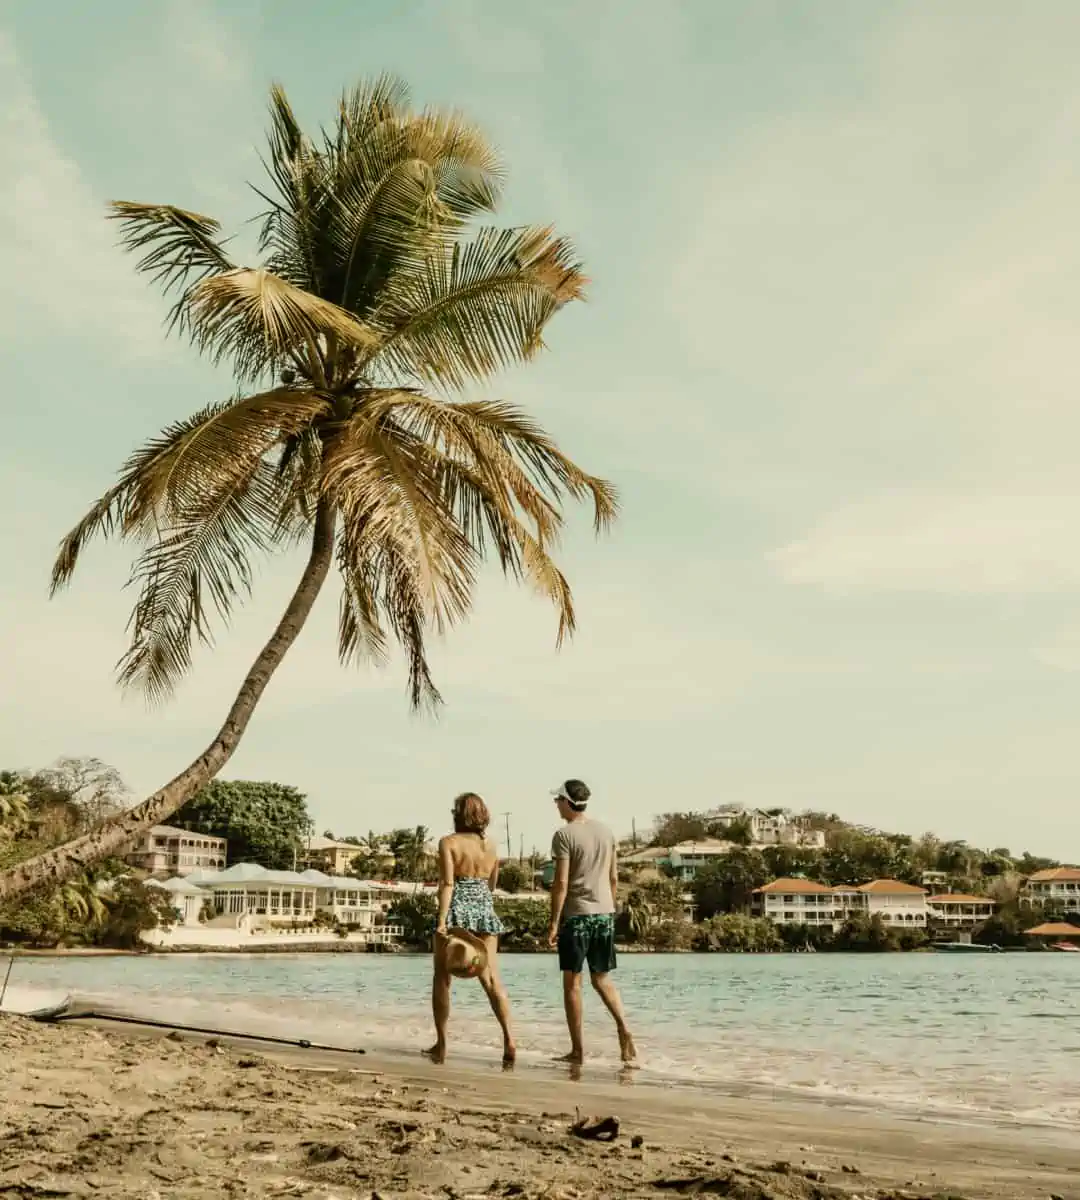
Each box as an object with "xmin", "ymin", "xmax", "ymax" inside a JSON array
[
  {"xmin": 609, "ymin": 837, "xmax": 619, "ymax": 907},
  {"xmin": 547, "ymin": 856, "xmax": 569, "ymax": 945}
]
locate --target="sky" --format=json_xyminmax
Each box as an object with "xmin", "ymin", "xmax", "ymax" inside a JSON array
[{"xmin": 2, "ymin": 0, "xmax": 1080, "ymax": 861}]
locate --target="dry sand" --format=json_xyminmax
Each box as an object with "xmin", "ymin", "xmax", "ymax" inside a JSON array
[{"xmin": 0, "ymin": 1013, "xmax": 1076, "ymax": 1199}]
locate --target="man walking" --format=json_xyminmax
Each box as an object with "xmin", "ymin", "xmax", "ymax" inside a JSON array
[{"xmin": 546, "ymin": 779, "xmax": 636, "ymax": 1065}]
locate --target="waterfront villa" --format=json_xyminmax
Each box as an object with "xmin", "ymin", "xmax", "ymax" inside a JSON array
[
  {"xmin": 855, "ymin": 879, "xmax": 928, "ymax": 926},
  {"xmin": 1019, "ymin": 868, "xmax": 1080, "ymax": 914},
  {"xmin": 753, "ymin": 877, "xmax": 931, "ymax": 931},
  {"xmin": 925, "ymin": 893, "xmax": 997, "ymax": 928},
  {"xmin": 751, "ymin": 877, "xmax": 836, "ymax": 927},
  {"xmin": 125, "ymin": 825, "xmax": 227, "ymax": 876}
]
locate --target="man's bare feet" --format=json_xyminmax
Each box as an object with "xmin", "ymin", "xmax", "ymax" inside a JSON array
[
  {"xmin": 422, "ymin": 1043, "xmax": 446, "ymax": 1065},
  {"xmin": 502, "ymin": 1041, "xmax": 517, "ymax": 1068},
  {"xmin": 618, "ymin": 1029, "xmax": 638, "ymax": 1065},
  {"xmin": 554, "ymin": 1050, "xmax": 583, "ymax": 1065}
]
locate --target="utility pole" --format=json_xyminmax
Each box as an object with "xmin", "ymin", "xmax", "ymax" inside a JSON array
[
  {"xmin": 503, "ymin": 812, "xmax": 512, "ymax": 862},
  {"xmin": 632, "ymin": 818, "xmax": 638, "ymax": 849},
  {"xmin": 519, "ymin": 833, "xmax": 524, "ymax": 867}
]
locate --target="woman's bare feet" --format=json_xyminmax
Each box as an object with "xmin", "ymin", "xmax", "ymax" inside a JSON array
[
  {"xmin": 502, "ymin": 1040, "xmax": 517, "ymax": 1068},
  {"xmin": 554, "ymin": 1050, "xmax": 583, "ymax": 1065},
  {"xmin": 422, "ymin": 1042, "xmax": 446, "ymax": 1065}
]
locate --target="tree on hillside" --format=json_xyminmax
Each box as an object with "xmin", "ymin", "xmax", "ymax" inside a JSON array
[
  {"xmin": 651, "ymin": 813, "xmax": 708, "ymax": 846},
  {"xmin": 32, "ymin": 757, "xmax": 130, "ymax": 828},
  {"xmin": 761, "ymin": 844, "xmax": 825, "ymax": 881},
  {"xmin": 0, "ymin": 76, "xmax": 613, "ymax": 903},
  {"xmin": 691, "ymin": 848, "xmax": 769, "ymax": 917},
  {"xmin": 1014, "ymin": 852, "xmax": 1060, "ymax": 876},
  {"xmin": 721, "ymin": 815, "xmax": 753, "ymax": 846},
  {"xmin": 174, "ymin": 780, "xmax": 311, "ymax": 870},
  {"xmin": 348, "ymin": 830, "xmax": 390, "ymax": 878},
  {"xmin": 388, "ymin": 826, "xmax": 431, "ymax": 881}
]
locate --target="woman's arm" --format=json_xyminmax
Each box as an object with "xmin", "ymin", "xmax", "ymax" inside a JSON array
[
  {"xmin": 488, "ymin": 839, "xmax": 500, "ymax": 891},
  {"xmin": 436, "ymin": 837, "xmax": 454, "ymax": 934}
]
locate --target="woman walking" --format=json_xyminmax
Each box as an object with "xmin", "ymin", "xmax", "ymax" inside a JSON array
[{"xmin": 425, "ymin": 792, "xmax": 515, "ymax": 1065}]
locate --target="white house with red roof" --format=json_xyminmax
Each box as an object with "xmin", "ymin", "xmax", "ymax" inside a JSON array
[
  {"xmin": 751, "ymin": 877, "xmax": 838, "ymax": 928},
  {"xmin": 925, "ymin": 892, "xmax": 996, "ymax": 928},
  {"xmin": 1020, "ymin": 867, "xmax": 1080, "ymax": 914},
  {"xmin": 856, "ymin": 879, "xmax": 928, "ymax": 927}
]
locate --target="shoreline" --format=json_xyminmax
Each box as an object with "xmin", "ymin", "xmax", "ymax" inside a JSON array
[{"xmin": 1, "ymin": 1012, "xmax": 1076, "ymax": 1199}]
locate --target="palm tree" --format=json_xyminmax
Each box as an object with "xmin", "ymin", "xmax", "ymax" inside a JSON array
[
  {"xmin": 625, "ymin": 888, "xmax": 652, "ymax": 943},
  {"xmin": 0, "ymin": 792, "xmax": 29, "ymax": 839},
  {"xmin": 0, "ymin": 78, "xmax": 614, "ymax": 902}
]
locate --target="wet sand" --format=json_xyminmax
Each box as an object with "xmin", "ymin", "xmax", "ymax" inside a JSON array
[{"xmin": 0, "ymin": 1013, "xmax": 1076, "ymax": 1199}]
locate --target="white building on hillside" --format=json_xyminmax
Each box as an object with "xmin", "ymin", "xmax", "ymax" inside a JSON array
[
  {"xmin": 926, "ymin": 893, "xmax": 996, "ymax": 928},
  {"xmin": 706, "ymin": 806, "xmax": 826, "ymax": 850},
  {"xmin": 856, "ymin": 879, "xmax": 928, "ymax": 926},
  {"xmin": 1020, "ymin": 868, "xmax": 1080, "ymax": 914},
  {"xmin": 126, "ymin": 825, "xmax": 227, "ymax": 876},
  {"xmin": 666, "ymin": 840, "xmax": 736, "ymax": 882},
  {"xmin": 751, "ymin": 878, "xmax": 836, "ymax": 927}
]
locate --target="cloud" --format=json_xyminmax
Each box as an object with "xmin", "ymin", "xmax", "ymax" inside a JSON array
[
  {"xmin": 0, "ymin": 30, "xmax": 162, "ymax": 354},
  {"xmin": 768, "ymin": 491, "xmax": 1080, "ymax": 594}
]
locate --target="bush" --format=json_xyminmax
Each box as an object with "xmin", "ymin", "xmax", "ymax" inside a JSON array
[
  {"xmin": 831, "ymin": 913, "xmax": 898, "ymax": 952},
  {"xmin": 648, "ymin": 920, "xmax": 695, "ymax": 952},
  {"xmin": 91, "ymin": 879, "xmax": 178, "ymax": 950},
  {"xmin": 494, "ymin": 899, "xmax": 549, "ymax": 949},
  {"xmin": 387, "ymin": 893, "xmax": 437, "ymax": 947},
  {"xmin": 695, "ymin": 913, "xmax": 782, "ymax": 953}
]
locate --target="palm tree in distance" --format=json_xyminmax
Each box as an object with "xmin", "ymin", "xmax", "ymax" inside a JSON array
[{"xmin": 0, "ymin": 78, "xmax": 615, "ymax": 902}]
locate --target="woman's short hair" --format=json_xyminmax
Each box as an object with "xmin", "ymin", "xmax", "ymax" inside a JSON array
[{"xmin": 453, "ymin": 792, "xmax": 490, "ymax": 835}]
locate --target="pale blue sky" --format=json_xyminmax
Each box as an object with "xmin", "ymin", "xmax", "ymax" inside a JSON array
[{"xmin": 2, "ymin": 1, "xmax": 1079, "ymax": 860}]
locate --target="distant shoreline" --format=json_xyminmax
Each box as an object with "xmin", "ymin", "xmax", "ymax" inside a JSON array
[{"xmin": 2, "ymin": 943, "xmax": 1040, "ymax": 958}]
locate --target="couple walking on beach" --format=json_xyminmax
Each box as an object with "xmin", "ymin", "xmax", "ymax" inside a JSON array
[{"xmin": 425, "ymin": 779, "xmax": 636, "ymax": 1069}]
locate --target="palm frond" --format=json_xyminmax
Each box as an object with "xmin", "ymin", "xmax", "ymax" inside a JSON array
[
  {"xmin": 324, "ymin": 411, "xmax": 477, "ymax": 631},
  {"xmin": 336, "ymin": 528, "xmax": 442, "ymax": 711},
  {"xmin": 329, "ymin": 97, "xmax": 502, "ymax": 321},
  {"xmin": 369, "ymin": 225, "xmax": 587, "ymax": 388},
  {"xmin": 185, "ymin": 268, "xmax": 379, "ymax": 382},
  {"xmin": 108, "ymin": 201, "xmax": 234, "ymax": 331},
  {"xmin": 52, "ymin": 389, "xmax": 330, "ymax": 595},
  {"xmin": 254, "ymin": 84, "xmax": 328, "ymax": 293},
  {"xmin": 364, "ymin": 391, "xmax": 617, "ymax": 534},
  {"xmin": 118, "ymin": 460, "xmax": 287, "ymax": 702}
]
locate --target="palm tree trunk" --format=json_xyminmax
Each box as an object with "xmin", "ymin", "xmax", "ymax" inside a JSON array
[{"xmin": 0, "ymin": 499, "xmax": 339, "ymax": 902}]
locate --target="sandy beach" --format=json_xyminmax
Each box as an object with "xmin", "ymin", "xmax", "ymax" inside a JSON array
[{"xmin": 1, "ymin": 1014, "xmax": 1076, "ymax": 1199}]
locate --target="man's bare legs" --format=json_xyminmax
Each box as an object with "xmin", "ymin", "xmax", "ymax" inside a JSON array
[
  {"xmin": 557, "ymin": 970, "xmax": 586, "ymax": 1063},
  {"xmin": 424, "ymin": 938, "xmax": 451, "ymax": 1064},
  {"xmin": 478, "ymin": 934, "xmax": 516, "ymax": 1065},
  {"xmin": 591, "ymin": 971, "xmax": 636, "ymax": 1064}
]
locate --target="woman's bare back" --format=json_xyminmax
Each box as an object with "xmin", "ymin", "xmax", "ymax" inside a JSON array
[{"xmin": 441, "ymin": 832, "xmax": 498, "ymax": 881}]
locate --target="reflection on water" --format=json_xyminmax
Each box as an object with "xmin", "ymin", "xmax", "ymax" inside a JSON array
[{"xmin": 4, "ymin": 951, "xmax": 1078, "ymax": 1126}]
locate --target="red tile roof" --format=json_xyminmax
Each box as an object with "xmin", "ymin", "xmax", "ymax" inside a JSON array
[
  {"xmin": 1024, "ymin": 922, "xmax": 1080, "ymax": 937},
  {"xmin": 1027, "ymin": 868, "xmax": 1080, "ymax": 883},
  {"xmin": 755, "ymin": 877, "xmax": 834, "ymax": 895},
  {"xmin": 857, "ymin": 879, "xmax": 927, "ymax": 895}
]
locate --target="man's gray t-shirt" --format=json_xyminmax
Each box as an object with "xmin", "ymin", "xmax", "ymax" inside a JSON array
[{"xmin": 551, "ymin": 819, "xmax": 616, "ymax": 917}]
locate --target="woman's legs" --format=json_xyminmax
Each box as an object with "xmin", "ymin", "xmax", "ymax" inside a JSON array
[
  {"xmin": 425, "ymin": 936, "xmax": 451, "ymax": 1064},
  {"xmin": 478, "ymin": 935, "xmax": 515, "ymax": 1064}
]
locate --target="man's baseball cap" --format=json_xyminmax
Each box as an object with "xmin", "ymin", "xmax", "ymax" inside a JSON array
[{"xmin": 551, "ymin": 779, "xmax": 590, "ymax": 810}]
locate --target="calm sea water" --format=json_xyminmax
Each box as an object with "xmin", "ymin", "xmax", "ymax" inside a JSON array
[{"xmin": 4, "ymin": 952, "xmax": 1078, "ymax": 1127}]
